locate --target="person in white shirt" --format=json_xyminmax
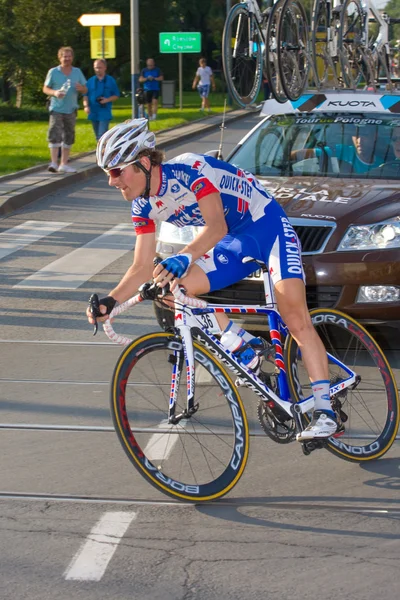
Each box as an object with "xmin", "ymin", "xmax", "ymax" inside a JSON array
[{"xmin": 192, "ymin": 58, "xmax": 216, "ymax": 113}]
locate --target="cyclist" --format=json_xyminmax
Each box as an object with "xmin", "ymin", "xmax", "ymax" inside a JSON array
[{"xmin": 87, "ymin": 119, "xmax": 339, "ymax": 441}]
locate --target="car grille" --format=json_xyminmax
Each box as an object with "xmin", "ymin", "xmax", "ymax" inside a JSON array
[
  {"xmin": 293, "ymin": 225, "xmax": 332, "ymax": 253},
  {"xmin": 203, "ymin": 282, "xmax": 342, "ymax": 309}
]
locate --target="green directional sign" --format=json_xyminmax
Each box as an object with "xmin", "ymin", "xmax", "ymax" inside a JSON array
[{"xmin": 159, "ymin": 32, "xmax": 201, "ymax": 53}]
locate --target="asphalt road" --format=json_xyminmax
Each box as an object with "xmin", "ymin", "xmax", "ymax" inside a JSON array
[{"xmin": 0, "ymin": 114, "xmax": 399, "ymax": 600}]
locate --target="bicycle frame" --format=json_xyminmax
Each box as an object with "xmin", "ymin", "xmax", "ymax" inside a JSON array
[
  {"xmin": 232, "ymin": 0, "xmax": 264, "ymax": 61},
  {"xmin": 102, "ymin": 270, "xmax": 357, "ymax": 428},
  {"xmin": 165, "ymin": 270, "xmax": 357, "ymax": 426}
]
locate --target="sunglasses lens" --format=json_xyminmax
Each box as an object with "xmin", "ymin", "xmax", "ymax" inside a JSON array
[{"xmin": 108, "ymin": 167, "xmax": 122, "ymax": 178}]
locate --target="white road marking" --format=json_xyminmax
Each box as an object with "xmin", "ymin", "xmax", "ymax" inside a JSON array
[
  {"xmin": 144, "ymin": 419, "xmax": 187, "ymax": 460},
  {"xmin": 64, "ymin": 511, "xmax": 137, "ymax": 581},
  {"xmin": 0, "ymin": 220, "xmax": 70, "ymax": 261},
  {"xmin": 14, "ymin": 224, "xmax": 135, "ymax": 289}
]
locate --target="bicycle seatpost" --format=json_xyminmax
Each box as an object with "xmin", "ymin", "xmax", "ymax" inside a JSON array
[{"xmin": 242, "ymin": 256, "xmax": 268, "ymax": 272}]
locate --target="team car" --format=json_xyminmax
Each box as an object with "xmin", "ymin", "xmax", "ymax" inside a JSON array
[{"xmin": 155, "ymin": 91, "xmax": 400, "ymax": 331}]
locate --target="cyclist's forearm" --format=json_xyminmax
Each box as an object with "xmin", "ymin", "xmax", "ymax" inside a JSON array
[{"xmin": 109, "ymin": 264, "xmax": 153, "ymax": 303}]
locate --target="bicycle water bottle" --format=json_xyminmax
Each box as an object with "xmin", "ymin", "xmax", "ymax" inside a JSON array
[{"xmin": 220, "ymin": 330, "xmax": 259, "ymax": 370}]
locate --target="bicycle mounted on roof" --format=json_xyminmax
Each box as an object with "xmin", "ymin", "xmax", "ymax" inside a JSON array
[{"xmin": 222, "ymin": 0, "xmax": 400, "ymax": 106}]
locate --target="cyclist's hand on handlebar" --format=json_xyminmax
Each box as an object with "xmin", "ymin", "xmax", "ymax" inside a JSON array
[
  {"xmin": 87, "ymin": 294, "xmax": 117, "ymax": 334},
  {"xmin": 153, "ymin": 254, "xmax": 192, "ymax": 288}
]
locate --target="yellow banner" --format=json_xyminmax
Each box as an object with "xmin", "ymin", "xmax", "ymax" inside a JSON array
[{"xmin": 90, "ymin": 26, "xmax": 116, "ymax": 59}]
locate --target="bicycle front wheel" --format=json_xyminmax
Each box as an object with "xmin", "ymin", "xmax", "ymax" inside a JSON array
[
  {"xmin": 111, "ymin": 332, "xmax": 249, "ymax": 502},
  {"xmin": 284, "ymin": 309, "xmax": 399, "ymax": 461},
  {"xmin": 277, "ymin": 0, "xmax": 310, "ymax": 101},
  {"xmin": 222, "ymin": 3, "xmax": 263, "ymax": 106}
]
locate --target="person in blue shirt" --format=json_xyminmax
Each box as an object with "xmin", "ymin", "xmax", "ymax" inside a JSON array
[
  {"xmin": 83, "ymin": 59, "xmax": 120, "ymax": 141},
  {"xmin": 43, "ymin": 46, "xmax": 87, "ymax": 173},
  {"xmin": 139, "ymin": 58, "xmax": 164, "ymax": 121},
  {"xmin": 292, "ymin": 124, "xmax": 383, "ymax": 175},
  {"xmin": 334, "ymin": 125, "xmax": 383, "ymax": 174}
]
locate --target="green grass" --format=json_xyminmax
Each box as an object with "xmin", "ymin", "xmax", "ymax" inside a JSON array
[{"xmin": 0, "ymin": 92, "xmax": 233, "ymax": 176}]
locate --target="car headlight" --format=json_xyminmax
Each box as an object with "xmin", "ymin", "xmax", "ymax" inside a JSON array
[
  {"xmin": 157, "ymin": 222, "xmax": 199, "ymax": 245},
  {"xmin": 337, "ymin": 218, "xmax": 400, "ymax": 251}
]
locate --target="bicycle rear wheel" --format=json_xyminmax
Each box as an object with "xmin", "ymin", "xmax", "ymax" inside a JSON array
[
  {"xmin": 277, "ymin": 0, "xmax": 310, "ymax": 101},
  {"xmin": 111, "ymin": 332, "xmax": 249, "ymax": 502},
  {"xmin": 284, "ymin": 309, "xmax": 399, "ymax": 461},
  {"xmin": 264, "ymin": 0, "xmax": 287, "ymax": 103},
  {"xmin": 222, "ymin": 3, "xmax": 263, "ymax": 106},
  {"xmin": 339, "ymin": 0, "xmax": 367, "ymax": 88}
]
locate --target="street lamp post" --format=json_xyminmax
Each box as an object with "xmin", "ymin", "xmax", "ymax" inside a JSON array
[{"xmin": 131, "ymin": 0, "xmax": 140, "ymax": 118}]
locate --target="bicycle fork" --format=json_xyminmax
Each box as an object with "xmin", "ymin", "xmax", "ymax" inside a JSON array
[{"xmin": 167, "ymin": 325, "xmax": 198, "ymax": 425}]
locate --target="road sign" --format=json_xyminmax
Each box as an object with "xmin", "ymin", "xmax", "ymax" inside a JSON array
[
  {"xmin": 159, "ymin": 32, "xmax": 201, "ymax": 53},
  {"xmin": 78, "ymin": 13, "xmax": 121, "ymax": 27},
  {"xmin": 90, "ymin": 26, "xmax": 116, "ymax": 59}
]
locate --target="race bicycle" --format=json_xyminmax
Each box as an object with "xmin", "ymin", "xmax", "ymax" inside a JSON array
[{"xmin": 90, "ymin": 258, "xmax": 400, "ymax": 503}]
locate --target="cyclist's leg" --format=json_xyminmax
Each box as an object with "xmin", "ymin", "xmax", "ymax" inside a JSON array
[
  {"xmin": 182, "ymin": 235, "xmax": 261, "ymax": 332},
  {"xmin": 266, "ymin": 210, "xmax": 337, "ymax": 438}
]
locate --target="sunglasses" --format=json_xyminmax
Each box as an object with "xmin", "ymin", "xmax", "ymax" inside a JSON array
[{"xmin": 104, "ymin": 161, "xmax": 136, "ymax": 178}]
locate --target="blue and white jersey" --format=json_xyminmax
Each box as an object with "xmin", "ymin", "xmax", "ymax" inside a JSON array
[{"xmin": 131, "ymin": 153, "xmax": 275, "ymax": 235}]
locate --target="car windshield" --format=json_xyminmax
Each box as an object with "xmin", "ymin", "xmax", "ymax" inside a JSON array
[{"xmin": 229, "ymin": 113, "xmax": 400, "ymax": 180}]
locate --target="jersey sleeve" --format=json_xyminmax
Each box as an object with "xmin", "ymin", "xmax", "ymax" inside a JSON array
[
  {"xmin": 188, "ymin": 159, "xmax": 219, "ymax": 200},
  {"xmin": 132, "ymin": 215, "xmax": 156, "ymax": 235}
]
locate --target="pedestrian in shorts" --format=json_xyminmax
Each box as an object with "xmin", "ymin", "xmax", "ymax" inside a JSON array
[
  {"xmin": 192, "ymin": 58, "xmax": 216, "ymax": 113},
  {"xmin": 139, "ymin": 58, "xmax": 164, "ymax": 121},
  {"xmin": 43, "ymin": 46, "xmax": 87, "ymax": 173}
]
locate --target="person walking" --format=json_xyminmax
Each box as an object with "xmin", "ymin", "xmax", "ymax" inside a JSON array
[
  {"xmin": 83, "ymin": 59, "xmax": 120, "ymax": 141},
  {"xmin": 43, "ymin": 46, "xmax": 87, "ymax": 173},
  {"xmin": 192, "ymin": 58, "xmax": 216, "ymax": 113},
  {"xmin": 139, "ymin": 58, "xmax": 163, "ymax": 121}
]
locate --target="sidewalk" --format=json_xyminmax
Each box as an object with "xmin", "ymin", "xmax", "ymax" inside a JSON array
[{"xmin": 0, "ymin": 109, "xmax": 252, "ymax": 217}]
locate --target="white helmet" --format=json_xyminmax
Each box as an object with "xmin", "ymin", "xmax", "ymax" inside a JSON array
[{"xmin": 96, "ymin": 119, "xmax": 156, "ymax": 170}]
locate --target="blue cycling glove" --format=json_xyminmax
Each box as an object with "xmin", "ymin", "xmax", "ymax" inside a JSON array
[{"xmin": 160, "ymin": 253, "xmax": 192, "ymax": 278}]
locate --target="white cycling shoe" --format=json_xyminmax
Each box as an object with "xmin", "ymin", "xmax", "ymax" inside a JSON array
[{"xmin": 296, "ymin": 410, "xmax": 339, "ymax": 442}]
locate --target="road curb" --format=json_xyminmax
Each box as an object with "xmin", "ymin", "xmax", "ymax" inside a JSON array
[{"xmin": 0, "ymin": 109, "xmax": 253, "ymax": 217}]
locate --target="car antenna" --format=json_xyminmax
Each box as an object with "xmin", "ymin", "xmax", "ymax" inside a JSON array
[{"xmin": 217, "ymin": 99, "xmax": 227, "ymax": 160}]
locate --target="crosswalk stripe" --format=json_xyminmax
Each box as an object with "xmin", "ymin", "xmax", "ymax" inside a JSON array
[
  {"xmin": 0, "ymin": 220, "xmax": 70, "ymax": 261},
  {"xmin": 144, "ymin": 420, "xmax": 188, "ymax": 461},
  {"xmin": 14, "ymin": 224, "xmax": 135, "ymax": 290},
  {"xmin": 64, "ymin": 511, "xmax": 137, "ymax": 581}
]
